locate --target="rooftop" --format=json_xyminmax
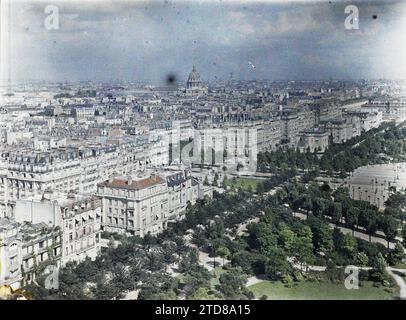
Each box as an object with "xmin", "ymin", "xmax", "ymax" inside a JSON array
[{"xmin": 98, "ymin": 174, "xmax": 165, "ymax": 190}]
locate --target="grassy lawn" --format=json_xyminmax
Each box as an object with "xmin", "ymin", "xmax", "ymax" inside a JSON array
[
  {"xmin": 248, "ymin": 280, "xmax": 397, "ymax": 300},
  {"xmin": 393, "ymin": 262, "xmax": 406, "ymax": 269},
  {"xmin": 224, "ymin": 176, "xmax": 261, "ymax": 192}
]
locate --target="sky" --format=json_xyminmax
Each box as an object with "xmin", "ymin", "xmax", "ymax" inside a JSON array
[{"xmin": 3, "ymin": 0, "xmax": 406, "ymax": 84}]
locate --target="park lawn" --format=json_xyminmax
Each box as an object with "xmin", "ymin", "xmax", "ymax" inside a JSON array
[
  {"xmin": 225, "ymin": 177, "xmax": 261, "ymax": 191},
  {"xmin": 248, "ymin": 280, "xmax": 396, "ymax": 300},
  {"xmin": 393, "ymin": 262, "xmax": 406, "ymax": 269}
]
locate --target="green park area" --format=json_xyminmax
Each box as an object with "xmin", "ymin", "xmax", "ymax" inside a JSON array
[
  {"xmin": 223, "ymin": 176, "xmax": 261, "ymax": 192},
  {"xmin": 248, "ymin": 280, "xmax": 397, "ymax": 300}
]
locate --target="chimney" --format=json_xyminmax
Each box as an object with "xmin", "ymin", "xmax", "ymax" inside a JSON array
[{"xmin": 127, "ymin": 177, "xmax": 133, "ymax": 185}]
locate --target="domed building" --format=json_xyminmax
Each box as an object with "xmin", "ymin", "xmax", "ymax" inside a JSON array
[
  {"xmin": 187, "ymin": 65, "xmax": 202, "ymax": 89},
  {"xmin": 185, "ymin": 65, "xmax": 207, "ymax": 96}
]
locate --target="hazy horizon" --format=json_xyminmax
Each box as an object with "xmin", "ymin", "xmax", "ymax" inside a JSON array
[{"xmin": 3, "ymin": 0, "xmax": 406, "ymax": 84}]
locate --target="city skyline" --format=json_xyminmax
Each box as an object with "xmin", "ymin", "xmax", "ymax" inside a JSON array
[{"xmin": 2, "ymin": 2, "xmax": 406, "ymax": 300}]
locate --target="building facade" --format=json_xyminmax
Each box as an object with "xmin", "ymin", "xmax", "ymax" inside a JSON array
[{"xmin": 97, "ymin": 170, "xmax": 203, "ymax": 236}]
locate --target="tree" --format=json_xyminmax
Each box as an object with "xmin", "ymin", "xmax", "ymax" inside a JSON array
[
  {"xmin": 138, "ymin": 272, "xmax": 178, "ymax": 300},
  {"xmin": 191, "ymin": 287, "xmax": 220, "ymax": 300},
  {"xmin": 388, "ymin": 243, "xmax": 405, "ymax": 265},
  {"xmin": 209, "ymin": 238, "xmax": 223, "ymax": 269},
  {"xmin": 149, "ymin": 290, "xmax": 178, "ymax": 300},
  {"xmin": 216, "ymin": 246, "xmax": 231, "ymax": 266},
  {"xmin": 308, "ymin": 217, "xmax": 333, "ymax": 255},
  {"xmin": 223, "ymin": 175, "xmax": 228, "ymax": 188},
  {"xmin": 312, "ymin": 197, "xmax": 330, "ymax": 217},
  {"xmin": 207, "ymin": 219, "xmax": 225, "ymax": 240},
  {"xmin": 342, "ymin": 233, "xmax": 357, "ymax": 256},
  {"xmin": 213, "ymin": 172, "xmax": 219, "ymax": 186},
  {"xmin": 161, "ymin": 241, "xmax": 178, "ymax": 271},
  {"xmin": 385, "ymin": 193, "xmax": 406, "ymax": 210},
  {"xmin": 355, "ymin": 252, "xmax": 369, "ymax": 267},
  {"xmin": 330, "ymin": 202, "xmax": 343, "ymax": 226},
  {"xmin": 345, "ymin": 207, "xmax": 359, "ymax": 236},
  {"xmin": 370, "ymin": 253, "xmax": 389, "ymax": 284},
  {"xmin": 110, "ymin": 263, "xmax": 133, "ymax": 293},
  {"xmin": 379, "ymin": 215, "xmax": 398, "ymax": 248},
  {"xmin": 292, "ymin": 226, "xmax": 314, "ymax": 271},
  {"xmin": 231, "ymin": 251, "xmax": 254, "ymax": 274},
  {"xmin": 247, "ymin": 222, "xmax": 277, "ymax": 254},
  {"xmin": 359, "ymin": 210, "xmax": 378, "ymax": 242},
  {"xmin": 384, "ymin": 207, "xmax": 402, "ymax": 220},
  {"xmin": 146, "ymin": 248, "xmax": 166, "ymax": 272},
  {"xmin": 92, "ymin": 279, "xmax": 124, "ymax": 300},
  {"xmin": 216, "ymin": 267, "xmax": 248, "ymax": 299},
  {"xmin": 183, "ymin": 266, "xmax": 212, "ymax": 298},
  {"xmin": 278, "ymin": 223, "xmax": 296, "ymax": 255},
  {"xmin": 256, "ymin": 182, "xmax": 265, "ymax": 195},
  {"xmin": 265, "ymin": 247, "xmax": 289, "ymax": 280},
  {"xmin": 300, "ymin": 194, "xmax": 313, "ymax": 213},
  {"xmin": 402, "ymin": 224, "xmax": 406, "ymax": 247}
]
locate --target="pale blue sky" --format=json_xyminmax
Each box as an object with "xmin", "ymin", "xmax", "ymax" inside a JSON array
[{"xmin": 7, "ymin": 0, "xmax": 406, "ymax": 83}]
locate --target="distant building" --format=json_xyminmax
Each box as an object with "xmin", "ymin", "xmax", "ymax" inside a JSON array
[
  {"xmin": 187, "ymin": 65, "xmax": 202, "ymax": 89},
  {"xmin": 344, "ymin": 163, "xmax": 406, "ymax": 209},
  {"xmin": 297, "ymin": 129, "xmax": 329, "ymax": 153},
  {"xmin": 344, "ymin": 111, "xmax": 382, "ymax": 132},
  {"xmin": 192, "ymin": 126, "xmax": 258, "ymax": 173},
  {"xmin": 185, "ymin": 65, "xmax": 208, "ymax": 96},
  {"xmin": 319, "ymin": 115, "xmax": 361, "ymax": 144}
]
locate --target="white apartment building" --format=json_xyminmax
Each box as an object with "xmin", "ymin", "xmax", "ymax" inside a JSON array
[
  {"xmin": 297, "ymin": 129, "xmax": 330, "ymax": 153},
  {"xmin": 255, "ymin": 119, "xmax": 282, "ymax": 152},
  {"xmin": 0, "ymin": 218, "xmax": 62, "ymax": 289},
  {"xmin": 345, "ymin": 111, "xmax": 383, "ymax": 132},
  {"xmin": 0, "ymin": 219, "xmax": 22, "ymax": 289},
  {"xmin": 172, "ymin": 119, "xmax": 194, "ymax": 141},
  {"xmin": 280, "ymin": 110, "xmax": 299, "ymax": 147},
  {"xmin": 97, "ymin": 170, "xmax": 203, "ymax": 236},
  {"xmin": 34, "ymin": 137, "xmax": 67, "ymax": 151},
  {"xmin": 193, "ymin": 125, "xmax": 258, "ymax": 173},
  {"xmin": 319, "ymin": 115, "xmax": 361, "ymax": 144},
  {"xmin": 14, "ymin": 192, "xmax": 102, "ymax": 266},
  {"xmin": 362, "ymin": 99, "xmax": 406, "ymax": 123},
  {"xmin": 0, "ymin": 138, "xmax": 168, "ymax": 217}
]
